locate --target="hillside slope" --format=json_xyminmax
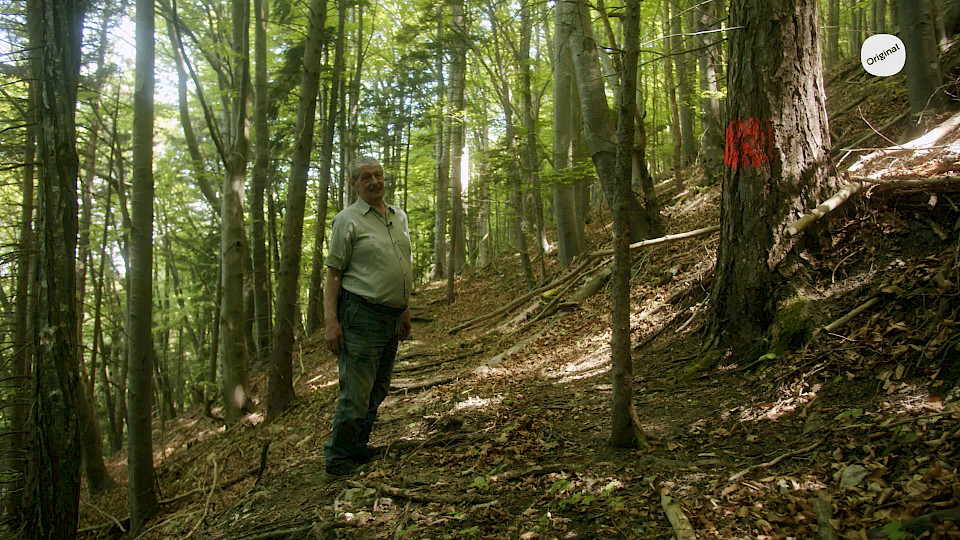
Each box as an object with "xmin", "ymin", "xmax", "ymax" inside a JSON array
[{"xmin": 77, "ymin": 69, "xmax": 960, "ymax": 540}]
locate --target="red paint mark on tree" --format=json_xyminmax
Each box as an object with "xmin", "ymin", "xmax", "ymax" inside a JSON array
[{"xmin": 724, "ymin": 118, "xmax": 773, "ymax": 169}]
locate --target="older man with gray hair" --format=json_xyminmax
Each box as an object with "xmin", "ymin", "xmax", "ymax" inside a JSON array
[{"xmin": 323, "ymin": 155, "xmax": 413, "ymax": 478}]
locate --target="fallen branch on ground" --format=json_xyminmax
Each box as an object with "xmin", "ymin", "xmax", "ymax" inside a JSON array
[
  {"xmin": 727, "ymin": 439, "xmax": 822, "ymax": 483},
  {"xmin": 491, "ymin": 463, "xmax": 576, "ymax": 483},
  {"xmin": 376, "ymin": 484, "xmax": 494, "ymax": 505},
  {"xmin": 787, "ymin": 182, "xmax": 864, "ymax": 236},
  {"xmin": 449, "ymin": 225, "xmax": 720, "ymax": 334},
  {"xmin": 823, "ymin": 297, "xmax": 879, "ymax": 333},
  {"xmin": 815, "ymin": 499, "xmax": 838, "ymax": 540},
  {"xmin": 660, "ymin": 493, "xmax": 696, "ymax": 540}
]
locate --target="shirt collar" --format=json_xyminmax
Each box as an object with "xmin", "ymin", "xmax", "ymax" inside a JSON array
[{"xmin": 355, "ymin": 198, "xmax": 396, "ymax": 216}]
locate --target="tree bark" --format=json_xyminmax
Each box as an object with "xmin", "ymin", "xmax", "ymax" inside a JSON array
[
  {"xmin": 8, "ymin": 0, "xmax": 40, "ymax": 521},
  {"xmin": 696, "ymin": 0, "xmax": 724, "ymax": 182},
  {"xmin": 898, "ymin": 0, "xmax": 945, "ymax": 120},
  {"xmin": 671, "ymin": 0, "xmax": 697, "ymax": 166},
  {"xmin": 447, "ymin": 0, "xmax": 467, "ymax": 304},
  {"xmin": 553, "ymin": 0, "xmax": 585, "ymax": 267},
  {"xmin": 662, "ymin": 0, "xmax": 685, "ymax": 189},
  {"xmin": 565, "ymin": 0, "xmax": 653, "ymax": 241},
  {"xmin": 432, "ymin": 5, "xmax": 449, "ymax": 282},
  {"xmin": 220, "ymin": 0, "xmax": 253, "ymax": 425},
  {"xmin": 707, "ymin": 0, "xmax": 835, "ymax": 354},
  {"xmin": 266, "ymin": 0, "xmax": 328, "ymax": 421},
  {"xmin": 127, "ymin": 0, "xmax": 159, "ymax": 531},
  {"xmin": 305, "ymin": 0, "xmax": 346, "ymax": 333},
  {"xmin": 250, "ymin": 0, "xmax": 272, "ymax": 363},
  {"xmin": 609, "ymin": 0, "xmax": 647, "ymax": 449},
  {"xmin": 22, "ymin": 0, "xmax": 84, "ymax": 536}
]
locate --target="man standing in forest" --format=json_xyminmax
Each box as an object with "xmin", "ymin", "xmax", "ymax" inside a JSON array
[{"xmin": 323, "ymin": 156, "xmax": 413, "ymax": 478}]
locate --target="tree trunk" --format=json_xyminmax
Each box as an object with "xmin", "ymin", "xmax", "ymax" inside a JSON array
[
  {"xmin": 250, "ymin": 0, "xmax": 272, "ymax": 363},
  {"xmin": 553, "ymin": 0, "xmax": 585, "ymax": 267},
  {"xmin": 447, "ymin": 0, "xmax": 466, "ymax": 304},
  {"xmin": 662, "ymin": 0, "xmax": 685, "ymax": 189},
  {"xmin": 266, "ymin": 0, "xmax": 328, "ymax": 421},
  {"xmin": 609, "ymin": 0, "xmax": 647, "ymax": 449},
  {"xmin": 8, "ymin": 0, "xmax": 40, "ymax": 521},
  {"xmin": 826, "ymin": 0, "xmax": 839, "ymax": 69},
  {"xmin": 220, "ymin": 0, "xmax": 253, "ymax": 425},
  {"xmin": 707, "ymin": 0, "xmax": 834, "ymax": 355},
  {"xmin": 671, "ymin": 0, "xmax": 697, "ymax": 166},
  {"xmin": 565, "ymin": 0, "xmax": 653, "ymax": 241},
  {"xmin": 521, "ymin": 0, "xmax": 549, "ymax": 273},
  {"xmin": 306, "ymin": 0, "xmax": 346, "ymax": 332},
  {"xmin": 126, "ymin": 0, "xmax": 159, "ymax": 531},
  {"xmin": 898, "ymin": 0, "xmax": 945, "ymax": 120},
  {"xmin": 696, "ymin": 0, "xmax": 724, "ymax": 183},
  {"xmin": 432, "ymin": 5, "xmax": 448, "ymax": 282},
  {"xmin": 22, "ymin": 0, "xmax": 84, "ymax": 536}
]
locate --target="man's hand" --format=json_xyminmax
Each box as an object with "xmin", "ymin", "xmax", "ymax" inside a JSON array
[
  {"xmin": 325, "ymin": 321, "xmax": 344, "ymax": 356},
  {"xmin": 399, "ymin": 309, "xmax": 412, "ymax": 341}
]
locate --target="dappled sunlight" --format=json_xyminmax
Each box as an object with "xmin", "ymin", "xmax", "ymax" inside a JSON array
[
  {"xmin": 544, "ymin": 345, "xmax": 611, "ymax": 384},
  {"xmin": 737, "ymin": 380, "xmax": 821, "ymax": 423},
  {"xmin": 453, "ymin": 394, "xmax": 503, "ymax": 412}
]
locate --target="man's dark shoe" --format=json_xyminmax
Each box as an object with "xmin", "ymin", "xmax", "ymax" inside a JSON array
[
  {"xmin": 352, "ymin": 445, "xmax": 387, "ymax": 464},
  {"xmin": 326, "ymin": 460, "xmax": 360, "ymax": 478}
]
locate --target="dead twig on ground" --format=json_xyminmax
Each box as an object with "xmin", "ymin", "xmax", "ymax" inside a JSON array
[
  {"xmin": 660, "ymin": 493, "xmax": 696, "ymax": 540},
  {"xmin": 727, "ymin": 439, "xmax": 822, "ymax": 484},
  {"xmin": 376, "ymin": 484, "xmax": 494, "ymax": 505}
]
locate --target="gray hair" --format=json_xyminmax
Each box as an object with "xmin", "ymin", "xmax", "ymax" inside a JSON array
[{"xmin": 347, "ymin": 156, "xmax": 382, "ymax": 181}]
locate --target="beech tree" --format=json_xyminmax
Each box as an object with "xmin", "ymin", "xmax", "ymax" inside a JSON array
[{"xmin": 706, "ymin": 0, "xmax": 835, "ymax": 355}]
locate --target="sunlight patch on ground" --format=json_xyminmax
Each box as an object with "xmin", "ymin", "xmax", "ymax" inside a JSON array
[
  {"xmin": 543, "ymin": 345, "xmax": 611, "ymax": 384},
  {"xmin": 453, "ymin": 394, "xmax": 503, "ymax": 412},
  {"xmin": 737, "ymin": 380, "xmax": 821, "ymax": 422}
]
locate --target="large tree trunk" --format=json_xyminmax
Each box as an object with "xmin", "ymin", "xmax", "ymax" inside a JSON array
[
  {"xmin": 22, "ymin": 0, "xmax": 84, "ymax": 536},
  {"xmin": 250, "ymin": 0, "xmax": 272, "ymax": 363},
  {"xmin": 609, "ymin": 0, "xmax": 648, "ymax": 449},
  {"xmin": 898, "ymin": 0, "xmax": 945, "ymax": 121},
  {"xmin": 565, "ymin": 0, "xmax": 653, "ymax": 241},
  {"xmin": 520, "ymin": 0, "xmax": 549, "ymax": 272},
  {"xmin": 553, "ymin": 0, "xmax": 585, "ymax": 267},
  {"xmin": 127, "ymin": 0, "xmax": 159, "ymax": 531},
  {"xmin": 306, "ymin": 0, "xmax": 346, "ymax": 332},
  {"xmin": 707, "ymin": 0, "xmax": 834, "ymax": 355},
  {"xmin": 220, "ymin": 0, "xmax": 253, "ymax": 425},
  {"xmin": 266, "ymin": 0, "xmax": 327, "ymax": 421}
]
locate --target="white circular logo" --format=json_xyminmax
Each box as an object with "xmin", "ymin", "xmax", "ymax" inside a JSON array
[{"xmin": 861, "ymin": 34, "xmax": 906, "ymax": 77}]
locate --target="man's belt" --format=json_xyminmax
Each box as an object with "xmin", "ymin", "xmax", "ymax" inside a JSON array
[{"xmin": 341, "ymin": 288, "xmax": 407, "ymax": 316}]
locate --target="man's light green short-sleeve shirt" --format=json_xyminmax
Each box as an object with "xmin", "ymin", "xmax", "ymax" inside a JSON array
[{"xmin": 325, "ymin": 199, "xmax": 413, "ymax": 309}]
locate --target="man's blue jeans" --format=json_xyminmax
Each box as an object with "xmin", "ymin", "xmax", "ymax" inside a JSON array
[{"xmin": 324, "ymin": 292, "xmax": 399, "ymax": 467}]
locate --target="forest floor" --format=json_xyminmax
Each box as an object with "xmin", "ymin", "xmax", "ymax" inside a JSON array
[{"xmin": 77, "ymin": 65, "xmax": 960, "ymax": 539}]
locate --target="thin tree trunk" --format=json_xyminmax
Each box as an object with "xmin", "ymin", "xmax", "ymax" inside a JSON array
[
  {"xmin": 447, "ymin": 0, "xmax": 466, "ymax": 304},
  {"xmin": 696, "ymin": 0, "xmax": 724, "ymax": 182},
  {"xmin": 8, "ymin": 0, "xmax": 40, "ymax": 521},
  {"xmin": 250, "ymin": 0, "xmax": 272, "ymax": 363},
  {"xmin": 553, "ymin": 0, "xmax": 584, "ymax": 267},
  {"xmin": 127, "ymin": 0, "xmax": 159, "ymax": 530},
  {"xmin": 220, "ymin": 0, "xmax": 253, "ymax": 425},
  {"xmin": 609, "ymin": 0, "xmax": 647, "ymax": 449},
  {"xmin": 898, "ymin": 0, "xmax": 945, "ymax": 120},
  {"xmin": 671, "ymin": 0, "xmax": 697, "ymax": 166},
  {"xmin": 433, "ymin": 4, "xmax": 448, "ymax": 282},
  {"xmin": 306, "ymin": 0, "xmax": 346, "ymax": 334},
  {"xmin": 662, "ymin": 0, "xmax": 685, "ymax": 189},
  {"xmin": 266, "ymin": 0, "xmax": 328, "ymax": 421}
]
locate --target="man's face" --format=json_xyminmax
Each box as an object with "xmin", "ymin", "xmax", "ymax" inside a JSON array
[{"xmin": 351, "ymin": 165, "xmax": 385, "ymax": 206}]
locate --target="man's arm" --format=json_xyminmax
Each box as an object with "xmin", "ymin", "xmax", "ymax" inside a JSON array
[{"xmin": 324, "ymin": 267, "xmax": 344, "ymax": 355}]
